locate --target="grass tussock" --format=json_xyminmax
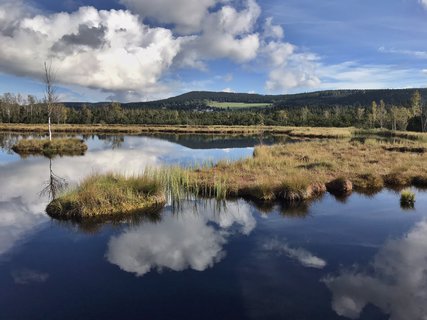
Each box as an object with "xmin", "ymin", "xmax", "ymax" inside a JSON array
[
  {"xmin": 12, "ymin": 138, "xmax": 87, "ymax": 157},
  {"xmin": 46, "ymin": 173, "xmax": 166, "ymax": 219},
  {"xmin": 400, "ymin": 189, "xmax": 416, "ymax": 208}
]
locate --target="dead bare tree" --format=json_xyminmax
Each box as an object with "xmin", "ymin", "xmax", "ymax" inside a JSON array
[{"xmin": 44, "ymin": 62, "xmax": 58, "ymax": 141}]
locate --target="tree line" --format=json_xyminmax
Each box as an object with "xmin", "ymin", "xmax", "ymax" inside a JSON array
[{"xmin": 1, "ymin": 91, "xmax": 426, "ymax": 132}]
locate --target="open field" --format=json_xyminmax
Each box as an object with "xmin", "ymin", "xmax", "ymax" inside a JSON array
[
  {"xmin": 3, "ymin": 123, "xmax": 427, "ymax": 140},
  {"xmin": 206, "ymin": 100, "xmax": 272, "ymax": 108}
]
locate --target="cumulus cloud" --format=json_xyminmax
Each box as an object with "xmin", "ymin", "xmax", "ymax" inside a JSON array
[
  {"xmin": 106, "ymin": 201, "xmax": 256, "ymax": 276},
  {"xmin": 0, "ymin": 1, "xmax": 183, "ymax": 100},
  {"xmin": 261, "ymin": 19, "xmax": 320, "ymax": 92},
  {"xmin": 176, "ymin": 0, "xmax": 261, "ymax": 68},
  {"xmin": 0, "ymin": 0, "xmax": 321, "ymax": 99},
  {"xmin": 265, "ymin": 53, "xmax": 320, "ymax": 92},
  {"xmin": 263, "ymin": 17, "xmax": 284, "ymax": 40},
  {"xmin": 323, "ymin": 220, "xmax": 427, "ymax": 320},
  {"xmin": 263, "ymin": 239, "xmax": 327, "ymax": 269},
  {"xmin": 119, "ymin": 0, "xmax": 219, "ymax": 34}
]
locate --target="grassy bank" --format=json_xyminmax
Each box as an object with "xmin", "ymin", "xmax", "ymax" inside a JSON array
[
  {"xmin": 12, "ymin": 138, "xmax": 88, "ymax": 157},
  {"xmin": 46, "ymin": 173, "xmax": 166, "ymax": 219},
  {"xmin": 3, "ymin": 123, "xmax": 427, "ymax": 141}
]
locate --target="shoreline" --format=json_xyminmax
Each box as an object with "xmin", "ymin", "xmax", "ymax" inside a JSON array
[{"xmin": 1, "ymin": 123, "xmax": 427, "ymax": 140}]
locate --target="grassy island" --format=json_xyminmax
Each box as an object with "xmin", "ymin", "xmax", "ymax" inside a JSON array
[
  {"xmin": 12, "ymin": 138, "xmax": 88, "ymax": 157},
  {"xmin": 46, "ymin": 173, "xmax": 166, "ymax": 220},
  {"xmin": 46, "ymin": 137, "xmax": 427, "ymax": 219}
]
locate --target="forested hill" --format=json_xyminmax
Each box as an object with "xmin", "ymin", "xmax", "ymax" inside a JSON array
[{"xmin": 64, "ymin": 88, "xmax": 427, "ymax": 110}]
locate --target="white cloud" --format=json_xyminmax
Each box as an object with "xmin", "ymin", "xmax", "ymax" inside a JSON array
[
  {"xmin": 316, "ymin": 61, "xmax": 427, "ymax": 90},
  {"xmin": 263, "ymin": 17, "xmax": 284, "ymax": 40},
  {"xmin": 222, "ymin": 87, "xmax": 234, "ymax": 93},
  {"xmin": 0, "ymin": 0, "xmax": 322, "ymax": 99},
  {"xmin": 265, "ymin": 53, "xmax": 320, "ymax": 92},
  {"xmin": 261, "ymin": 19, "xmax": 320, "ymax": 93},
  {"xmin": 263, "ymin": 239, "xmax": 327, "ymax": 269},
  {"xmin": 420, "ymin": 0, "xmax": 427, "ymax": 9},
  {"xmin": 0, "ymin": 1, "xmax": 183, "ymax": 100},
  {"xmin": 379, "ymin": 46, "xmax": 427, "ymax": 59},
  {"xmin": 106, "ymin": 200, "xmax": 256, "ymax": 276},
  {"xmin": 324, "ymin": 220, "xmax": 427, "ymax": 320},
  {"xmin": 177, "ymin": 0, "xmax": 262, "ymax": 67},
  {"xmin": 119, "ymin": 0, "xmax": 219, "ymax": 34}
]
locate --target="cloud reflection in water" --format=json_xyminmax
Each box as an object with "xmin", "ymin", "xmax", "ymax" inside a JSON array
[
  {"xmin": 106, "ymin": 200, "xmax": 256, "ymax": 276},
  {"xmin": 323, "ymin": 220, "xmax": 427, "ymax": 320}
]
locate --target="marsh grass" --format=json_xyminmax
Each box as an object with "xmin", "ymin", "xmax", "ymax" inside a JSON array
[
  {"xmin": 46, "ymin": 134, "xmax": 427, "ymax": 218},
  {"xmin": 46, "ymin": 173, "xmax": 166, "ymax": 219},
  {"xmin": 193, "ymin": 138, "xmax": 427, "ymax": 202},
  {"xmin": 12, "ymin": 138, "xmax": 87, "ymax": 157}
]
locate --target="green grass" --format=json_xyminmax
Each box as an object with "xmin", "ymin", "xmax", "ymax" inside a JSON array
[
  {"xmin": 12, "ymin": 138, "xmax": 87, "ymax": 157},
  {"xmin": 206, "ymin": 100, "xmax": 271, "ymax": 108},
  {"xmin": 46, "ymin": 173, "xmax": 166, "ymax": 219}
]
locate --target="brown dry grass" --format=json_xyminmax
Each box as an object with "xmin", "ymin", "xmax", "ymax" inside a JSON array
[{"xmin": 192, "ymin": 138, "xmax": 427, "ymax": 201}]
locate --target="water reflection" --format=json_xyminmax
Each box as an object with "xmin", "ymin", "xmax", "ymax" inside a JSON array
[
  {"xmin": 106, "ymin": 200, "xmax": 255, "ymax": 277},
  {"xmin": 263, "ymin": 238, "xmax": 327, "ymax": 269},
  {"xmin": 0, "ymin": 135, "xmax": 255, "ymax": 258},
  {"xmin": 11, "ymin": 268, "xmax": 49, "ymax": 285},
  {"xmin": 40, "ymin": 159, "xmax": 68, "ymax": 200},
  {"xmin": 324, "ymin": 219, "xmax": 427, "ymax": 320}
]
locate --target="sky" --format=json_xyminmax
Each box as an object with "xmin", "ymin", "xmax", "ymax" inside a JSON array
[{"xmin": 0, "ymin": 0, "xmax": 426, "ymax": 102}]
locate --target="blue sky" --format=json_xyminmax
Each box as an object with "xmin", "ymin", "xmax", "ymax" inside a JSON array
[{"xmin": 0, "ymin": 0, "xmax": 426, "ymax": 102}]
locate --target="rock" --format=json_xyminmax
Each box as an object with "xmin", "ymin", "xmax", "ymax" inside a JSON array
[{"xmin": 326, "ymin": 178, "xmax": 353, "ymax": 195}]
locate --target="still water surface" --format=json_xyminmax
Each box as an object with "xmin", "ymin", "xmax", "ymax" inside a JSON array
[{"xmin": 0, "ymin": 133, "xmax": 426, "ymax": 320}]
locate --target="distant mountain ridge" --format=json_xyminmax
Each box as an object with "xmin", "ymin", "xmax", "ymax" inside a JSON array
[{"xmin": 64, "ymin": 88, "xmax": 427, "ymax": 110}]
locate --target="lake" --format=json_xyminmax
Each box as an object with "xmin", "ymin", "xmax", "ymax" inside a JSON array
[{"xmin": 0, "ymin": 133, "xmax": 426, "ymax": 320}]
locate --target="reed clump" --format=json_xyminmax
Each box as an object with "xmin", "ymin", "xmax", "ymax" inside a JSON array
[
  {"xmin": 12, "ymin": 138, "xmax": 87, "ymax": 157},
  {"xmin": 46, "ymin": 173, "xmax": 166, "ymax": 219}
]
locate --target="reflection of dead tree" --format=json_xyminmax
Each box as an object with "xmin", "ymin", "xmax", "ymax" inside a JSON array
[{"xmin": 40, "ymin": 158, "xmax": 68, "ymax": 200}]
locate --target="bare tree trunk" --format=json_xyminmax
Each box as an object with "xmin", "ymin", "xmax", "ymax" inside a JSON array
[{"xmin": 48, "ymin": 115, "xmax": 52, "ymax": 141}]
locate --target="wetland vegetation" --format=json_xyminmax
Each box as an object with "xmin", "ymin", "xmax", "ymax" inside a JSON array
[
  {"xmin": 12, "ymin": 138, "xmax": 87, "ymax": 157},
  {"xmin": 47, "ymin": 134, "xmax": 427, "ymax": 219},
  {"xmin": 46, "ymin": 173, "xmax": 166, "ymax": 219}
]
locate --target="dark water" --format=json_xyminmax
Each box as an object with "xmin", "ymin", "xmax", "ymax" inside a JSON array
[{"xmin": 0, "ymin": 133, "xmax": 426, "ymax": 320}]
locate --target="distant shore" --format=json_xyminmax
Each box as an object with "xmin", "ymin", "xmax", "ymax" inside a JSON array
[{"xmin": 1, "ymin": 123, "xmax": 426, "ymax": 140}]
